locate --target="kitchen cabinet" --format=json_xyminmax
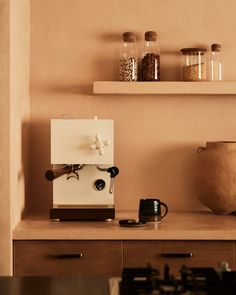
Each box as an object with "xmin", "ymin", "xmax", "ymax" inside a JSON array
[
  {"xmin": 123, "ymin": 240, "xmax": 234, "ymax": 276},
  {"xmin": 14, "ymin": 240, "xmax": 123, "ymax": 276},
  {"xmin": 13, "ymin": 211, "xmax": 236, "ymax": 276},
  {"xmin": 14, "ymin": 239, "xmax": 235, "ymax": 277}
]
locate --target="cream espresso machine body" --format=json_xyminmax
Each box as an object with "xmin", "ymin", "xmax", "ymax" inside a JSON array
[{"xmin": 46, "ymin": 118, "xmax": 118, "ymax": 220}]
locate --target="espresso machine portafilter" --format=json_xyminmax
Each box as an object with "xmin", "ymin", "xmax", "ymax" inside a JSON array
[{"xmin": 45, "ymin": 118, "xmax": 119, "ymax": 221}]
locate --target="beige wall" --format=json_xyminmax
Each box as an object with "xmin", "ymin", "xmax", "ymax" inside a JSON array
[
  {"xmin": 0, "ymin": 0, "xmax": 30, "ymax": 275},
  {"xmin": 30, "ymin": 0, "xmax": 236, "ymax": 213},
  {"xmin": 0, "ymin": 0, "xmax": 11, "ymax": 276},
  {"xmin": 10, "ymin": 0, "xmax": 30, "ymax": 226}
]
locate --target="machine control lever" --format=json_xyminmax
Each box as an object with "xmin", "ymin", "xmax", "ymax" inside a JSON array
[
  {"xmin": 90, "ymin": 134, "xmax": 110, "ymax": 156},
  {"xmin": 107, "ymin": 166, "xmax": 119, "ymax": 194},
  {"xmin": 94, "ymin": 179, "xmax": 106, "ymax": 191}
]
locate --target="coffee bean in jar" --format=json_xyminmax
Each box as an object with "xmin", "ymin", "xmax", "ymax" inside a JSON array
[
  {"xmin": 142, "ymin": 31, "xmax": 160, "ymax": 81},
  {"xmin": 119, "ymin": 32, "xmax": 138, "ymax": 82}
]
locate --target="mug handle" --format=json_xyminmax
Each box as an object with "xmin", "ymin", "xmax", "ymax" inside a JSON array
[
  {"xmin": 160, "ymin": 202, "xmax": 168, "ymax": 219},
  {"xmin": 197, "ymin": 147, "xmax": 206, "ymax": 153}
]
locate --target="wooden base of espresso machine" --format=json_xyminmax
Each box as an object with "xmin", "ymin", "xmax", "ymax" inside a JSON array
[
  {"xmin": 46, "ymin": 118, "xmax": 119, "ymax": 221},
  {"xmin": 49, "ymin": 206, "xmax": 115, "ymax": 221}
]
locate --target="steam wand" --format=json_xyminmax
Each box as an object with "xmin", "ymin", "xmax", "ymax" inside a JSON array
[{"xmin": 96, "ymin": 165, "xmax": 119, "ymax": 193}]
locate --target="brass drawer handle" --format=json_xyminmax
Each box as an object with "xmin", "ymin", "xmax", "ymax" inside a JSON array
[
  {"xmin": 50, "ymin": 253, "xmax": 84, "ymax": 259},
  {"xmin": 160, "ymin": 253, "xmax": 193, "ymax": 258}
]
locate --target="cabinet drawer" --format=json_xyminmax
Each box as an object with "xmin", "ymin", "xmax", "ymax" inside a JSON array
[
  {"xmin": 14, "ymin": 240, "xmax": 122, "ymax": 276},
  {"xmin": 124, "ymin": 241, "xmax": 234, "ymax": 276}
]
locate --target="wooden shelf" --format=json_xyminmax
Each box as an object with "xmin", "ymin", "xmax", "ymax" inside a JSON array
[{"xmin": 93, "ymin": 81, "xmax": 236, "ymax": 95}]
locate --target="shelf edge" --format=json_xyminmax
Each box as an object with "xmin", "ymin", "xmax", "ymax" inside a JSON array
[{"xmin": 93, "ymin": 81, "xmax": 236, "ymax": 95}]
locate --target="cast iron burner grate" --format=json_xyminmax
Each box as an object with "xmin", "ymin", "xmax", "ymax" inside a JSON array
[{"xmin": 119, "ymin": 264, "xmax": 236, "ymax": 294}]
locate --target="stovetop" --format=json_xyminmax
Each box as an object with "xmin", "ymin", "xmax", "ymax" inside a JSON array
[{"xmin": 119, "ymin": 263, "xmax": 236, "ymax": 295}]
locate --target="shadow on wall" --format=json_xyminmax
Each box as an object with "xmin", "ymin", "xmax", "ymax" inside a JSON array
[
  {"xmin": 116, "ymin": 143, "xmax": 206, "ymax": 212},
  {"xmin": 21, "ymin": 120, "xmax": 30, "ymax": 217},
  {"xmin": 27, "ymin": 119, "xmax": 52, "ymax": 212},
  {"xmin": 152, "ymin": 143, "xmax": 205, "ymax": 210},
  {"xmin": 158, "ymin": 48, "xmax": 181, "ymax": 81},
  {"xmin": 31, "ymin": 83, "xmax": 93, "ymax": 96},
  {"xmin": 100, "ymin": 32, "xmax": 124, "ymax": 42},
  {"xmin": 48, "ymin": 84, "xmax": 93, "ymax": 96}
]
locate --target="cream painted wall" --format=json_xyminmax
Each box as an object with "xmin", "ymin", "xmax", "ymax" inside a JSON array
[
  {"xmin": 30, "ymin": 0, "xmax": 236, "ymax": 213},
  {"xmin": 10, "ymin": 0, "xmax": 30, "ymax": 227},
  {"xmin": 0, "ymin": 0, "xmax": 11, "ymax": 276},
  {"xmin": 0, "ymin": 0, "xmax": 30, "ymax": 275}
]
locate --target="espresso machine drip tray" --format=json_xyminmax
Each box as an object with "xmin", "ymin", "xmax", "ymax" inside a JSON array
[{"xmin": 50, "ymin": 205, "xmax": 115, "ymax": 221}]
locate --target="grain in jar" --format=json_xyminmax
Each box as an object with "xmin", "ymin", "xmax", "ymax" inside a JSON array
[{"xmin": 180, "ymin": 48, "xmax": 207, "ymax": 81}]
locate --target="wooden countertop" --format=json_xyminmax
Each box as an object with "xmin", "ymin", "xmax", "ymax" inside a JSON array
[{"xmin": 13, "ymin": 210, "xmax": 236, "ymax": 240}]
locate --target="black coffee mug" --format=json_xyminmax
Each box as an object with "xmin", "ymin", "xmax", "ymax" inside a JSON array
[{"xmin": 139, "ymin": 198, "xmax": 168, "ymax": 222}]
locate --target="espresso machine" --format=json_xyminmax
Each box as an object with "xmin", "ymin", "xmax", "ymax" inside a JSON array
[{"xmin": 45, "ymin": 118, "xmax": 119, "ymax": 221}]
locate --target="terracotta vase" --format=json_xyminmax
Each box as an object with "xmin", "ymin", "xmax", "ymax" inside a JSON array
[{"xmin": 196, "ymin": 141, "xmax": 236, "ymax": 214}]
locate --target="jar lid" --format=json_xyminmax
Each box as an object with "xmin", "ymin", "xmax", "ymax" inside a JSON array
[
  {"xmin": 123, "ymin": 32, "xmax": 136, "ymax": 42},
  {"xmin": 145, "ymin": 31, "xmax": 157, "ymax": 41},
  {"xmin": 211, "ymin": 43, "xmax": 221, "ymax": 52},
  {"xmin": 180, "ymin": 48, "xmax": 207, "ymax": 55}
]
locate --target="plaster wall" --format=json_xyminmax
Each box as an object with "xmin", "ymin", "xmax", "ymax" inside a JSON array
[
  {"xmin": 10, "ymin": 0, "xmax": 30, "ymax": 228},
  {"xmin": 0, "ymin": 0, "xmax": 30, "ymax": 275},
  {"xmin": 0, "ymin": 0, "xmax": 11, "ymax": 276},
  {"xmin": 30, "ymin": 0, "xmax": 236, "ymax": 212}
]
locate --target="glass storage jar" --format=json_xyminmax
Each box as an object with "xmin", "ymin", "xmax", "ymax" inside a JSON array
[
  {"xmin": 119, "ymin": 32, "xmax": 138, "ymax": 81},
  {"xmin": 142, "ymin": 31, "xmax": 160, "ymax": 81},
  {"xmin": 209, "ymin": 43, "xmax": 222, "ymax": 81},
  {"xmin": 180, "ymin": 48, "xmax": 207, "ymax": 81}
]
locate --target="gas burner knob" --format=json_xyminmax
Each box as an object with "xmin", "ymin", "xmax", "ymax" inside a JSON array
[{"xmin": 94, "ymin": 179, "xmax": 106, "ymax": 191}]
